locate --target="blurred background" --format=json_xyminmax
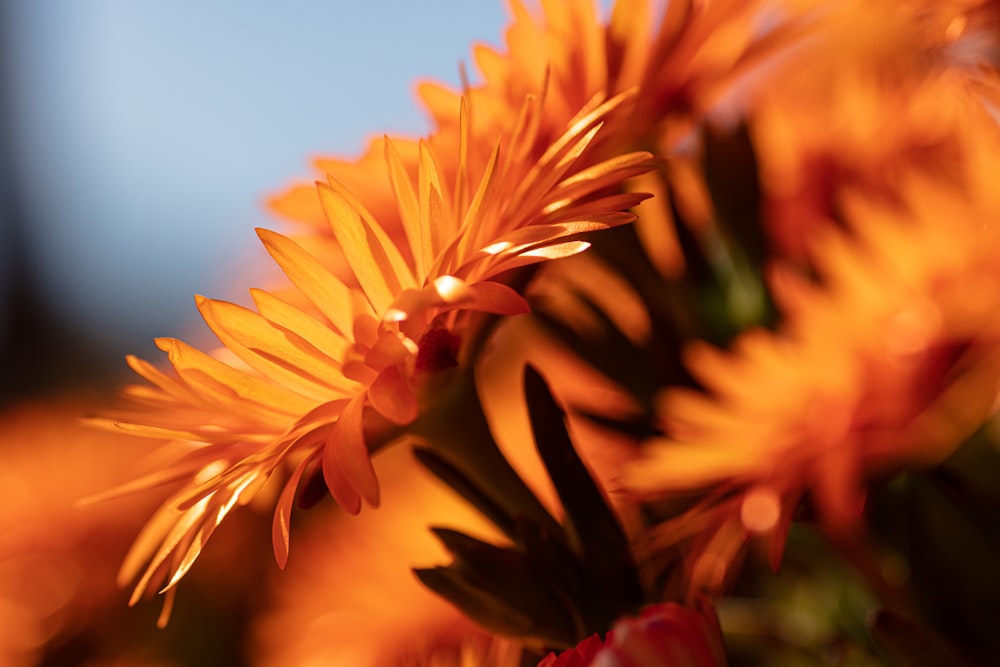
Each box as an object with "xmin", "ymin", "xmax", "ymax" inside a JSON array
[{"xmin": 0, "ymin": 0, "xmax": 506, "ymax": 402}]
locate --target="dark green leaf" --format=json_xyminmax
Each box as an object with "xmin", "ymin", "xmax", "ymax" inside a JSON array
[
  {"xmin": 702, "ymin": 121, "xmax": 766, "ymax": 271},
  {"xmin": 415, "ymin": 528, "xmax": 582, "ymax": 647},
  {"xmin": 524, "ymin": 366, "xmax": 645, "ymax": 617},
  {"xmin": 411, "ymin": 446, "xmax": 518, "ymax": 540}
]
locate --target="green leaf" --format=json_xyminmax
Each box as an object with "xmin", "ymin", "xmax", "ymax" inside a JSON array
[
  {"xmin": 415, "ymin": 528, "xmax": 582, "ymax": 648},
  {"xmin": 411, "ymin": 445, "xmax": 518, "ymax": 540},
  {"xmin": 702, "ymin": 121, "xmax": 766, "ymax": 271},
  {"xmin": 524, "ymin": 366, "xmax": 645, "ymax": 619},
  {"xmin": 413, "ymin": 567, "xmax": 540, "ymax": 640}
]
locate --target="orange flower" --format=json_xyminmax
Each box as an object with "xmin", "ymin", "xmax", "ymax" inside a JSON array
[
  {"xmin": 94, "ymin": 92, "xmax": 655, "ymax": 612},
  {"xmin": 749, "ymin": 0, "xmax": 1000, "ymax": 260},
  {"xmin": 624, "ymin": 128, "xmax": 1000, "ymax": 595}
]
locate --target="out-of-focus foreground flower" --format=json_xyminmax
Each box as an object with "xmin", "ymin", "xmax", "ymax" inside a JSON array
[
  {"xmin": 619, "ymin": 1, "xmax": 1000, "ymax": 605},
  {"xmin": 0, "ymin": 397, "xmax": 162, "ymax": 666},
  {"xmin": 40, "ymin": 0, "xmax": 1000, "ymax": 665}
]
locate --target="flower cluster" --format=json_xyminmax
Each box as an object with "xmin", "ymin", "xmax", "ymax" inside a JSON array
[{"xmin": 69, "ymin": 0, "xmax": 1000, "ymax": 664}]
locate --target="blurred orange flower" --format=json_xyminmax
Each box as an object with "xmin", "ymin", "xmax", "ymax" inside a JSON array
[
  {"xmin": 625, "ymin": 126, "xmax": 1000, "ymax": 595},
  {"xmin": 0, "ymin": 396, "xmax": 161, "ymax": 667},
  {"xmin": 749, "ymin": 0, "xmax": 1000, "ymax": 260}
]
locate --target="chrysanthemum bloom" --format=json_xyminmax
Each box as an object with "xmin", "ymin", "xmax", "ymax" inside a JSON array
[
  {"xmin": 624, "ymin": 125, "xmax": 1000, "ymax": 598},
  {"xmin": 537, "ymin": 600, "xmax": 726, "ymax": 667},
  {"xmin": 94, "ymin": 91, "xmax": 655, "ymax": 614}
]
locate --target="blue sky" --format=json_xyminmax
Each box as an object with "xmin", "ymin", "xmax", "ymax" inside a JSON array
[{"xmin": 4, "ymin": 1, "xmax": 509, "ymax": 363}]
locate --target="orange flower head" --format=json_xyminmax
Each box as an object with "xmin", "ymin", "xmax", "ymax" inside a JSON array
[
  {"xmin": 624, "ymin": 116, "xmax": 1000, "ymax": 596},
  {"xmin": 94, "ymin": 91, "xmax": 655, "ymax": 615},
  {"xmin": 749, "ymin": 0, "xmax": 1000, "ymax": 260}
]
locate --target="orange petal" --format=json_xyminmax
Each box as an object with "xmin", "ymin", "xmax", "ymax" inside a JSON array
[
  {"xmin": 250, "ymin": 288, "xmax": 351, "ymax": 362},
  {"xmin": 385, "ymin": 136, "xmax": 425, "ymax": 276},
  {"xmin": 256, "ymin": 228, "xmax": 359, "ymax": 337},
  {"xmin": 196, "ymin": 295, "xmax": 345, "ymax": 400},
  {"xmin": 322, "ymin": 438, "xmax": 362, "ymax": 515},
  {"xmin": 448, "ymin": 139, "xmax": 502, "ymax": 270},
  {"xmin": 545, "ymin": 151, "xmax": 657, "ymax": 208},
  {"xmin": 476, "ymin": 240, "xmax": 594, "ymax": 279},
  {"xmin": 324, "ymin": 395, "xmax": 380, "ymax": 510},
  {"xmin": 272, "ymin": 454, "xmax": 314, "ymax": 569},
  {"xmin": 416, "ymin": 80, "xmax": 462, "ymax": 123},
  {"xmin": 419, "ymin": 140, "xmax": 449, "ymax": 262},
  {"xmin": 460, "ymin": 281, "xmax": 531, "ymax": 315},
  {"xmin": 125, "ymin": 354, "xmax": 198, "ymax": 404},
  {"xmin": 155, "ymin": 337, "xmax": 314, "ymax": 418},
  {"xmin": 368, "ymin": 366, "xmax": 419, "ymax": 426},
  {"xmin": 318, "ymin": 180, "xmax": 416, "ymax": 315},
  {"xmin": 266, "ymin": 182, "xmax": 325, "ymax": 227},
  {"xmin": 365, "ymin": 331, "xmax": 416, "ymax": 371}
]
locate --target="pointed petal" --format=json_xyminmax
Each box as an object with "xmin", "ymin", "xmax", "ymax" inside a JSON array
[
  {"xmin": 419, "ymin": 140, "xmax": 449, "ymax": 262},
  {"xmin": 331, "ymin": 393, "xmax": 380, "ymax": 508},
  {"xmin": 196, "ymin": 295, "xmax": 347, "ymax": 400},
  {"xmin": 318, "ymin": 181, "xmax": 415, "ymax": 315},
  {"xmin": 77, "ymin": 455, "xmax": 204, "ymax": 505},
  {"xmin": 384, "ymin": 136, "xmax": 425, "ymax": 276},
  {"xmin": 266, "ymin": 182, "xmax": 325, "ymax": 227},
  {"xmin": 155, "ymin": 337, "xmax": 314, "ymax": 418},
  {"xmin": 250, "ymin": 288, "xmax": 351, "ymax": 362},
  {"xmin": 476, "ymin": 241, "xmax": 595, "ymax": 279},
  {"xmin": 272, "ymin": 454, "xmax": 314, "ymax": 569},
  {"xmin": 125, "ymin": 354, "xmax": 198, "ymax": 404},
  {"xmin": 321, "ymin": 395, "xmax": 377, "ymax": 512},
  {"xmin": 256, "ymin": 228, "xmax": 359, "ymax": 337},
  {"xmin": 545, "ymin": 151, "xmax": 658, "ymax": 209},
  {"xmin": 459, "ymin": 281, "xmax": 531, "ymax": 315},
  {"xmin": 453, "ymin": 97, "xmax": 471, "ymax": 216},
  {"xmin": 447, "ymin": 138, "xmax": 503, "ymax": 273}
]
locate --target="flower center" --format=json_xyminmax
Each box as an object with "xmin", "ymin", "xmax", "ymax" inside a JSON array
[{"xmin": 415, "ymin": 328, "xmax": 461, "ymax": 375}]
